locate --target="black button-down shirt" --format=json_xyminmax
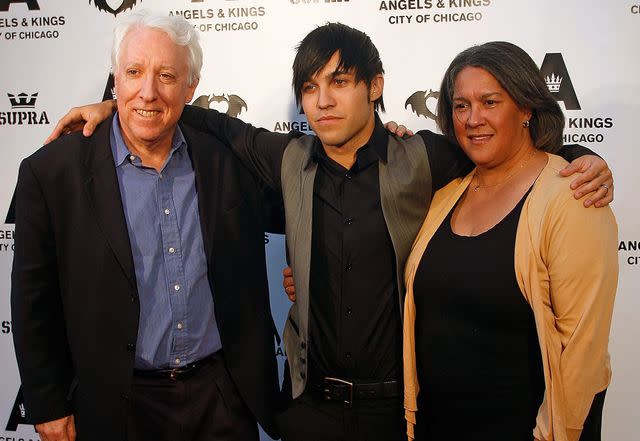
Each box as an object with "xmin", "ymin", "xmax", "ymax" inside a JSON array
[{"xmin": 308, "ymin": 118, "xmax": 400, "ymax": 381}]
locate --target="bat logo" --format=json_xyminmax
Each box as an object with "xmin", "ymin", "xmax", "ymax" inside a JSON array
[
  {"xmin": 192, "ymin": 93, "xmax": 248, "ymax": 118},
  {"xmin": 90, "ymin": 0, "xmax": 138, "ymax": 16},
  {"xmin": 405, "ymin": 89, "xmax": 440, "ymax": 121}
]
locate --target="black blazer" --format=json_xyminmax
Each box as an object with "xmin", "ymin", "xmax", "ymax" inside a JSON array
[{"xmin": 11, "ymin": 115, "xmax": 280, "ymax": 440}]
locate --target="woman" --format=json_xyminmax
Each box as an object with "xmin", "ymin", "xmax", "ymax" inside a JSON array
[{"xmin": 403, "ymin": 42, "xmax": 617, "ymax": 441}]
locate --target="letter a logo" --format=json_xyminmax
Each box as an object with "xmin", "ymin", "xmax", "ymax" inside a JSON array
[
  {"xmin": 102, "ymin": 72, "xmax": 116, "ymax": 101},
  {"xmin": 539, "ymin": 53, "xmax": 581, "ymax": 110},
  {"xmin": 5, "ymin": 191, "xmax": 15, "ymax": 224},
  {"xmin": 5, "ymin": 386, "xmax": 30, "ymax": 431},
  {"xmin": 0, "ymin": 0, "xmax": 40, "ymax": 12}
]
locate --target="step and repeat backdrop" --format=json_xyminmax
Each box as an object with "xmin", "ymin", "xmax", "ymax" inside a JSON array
[{"xmin": 1, "ymin": 0, "xmax": 638, "ymax": 439}]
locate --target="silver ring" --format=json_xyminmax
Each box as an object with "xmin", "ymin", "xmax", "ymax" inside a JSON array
[{"xmin": 601, "ymin": 184, "xmax": 609, "ymax": 190}]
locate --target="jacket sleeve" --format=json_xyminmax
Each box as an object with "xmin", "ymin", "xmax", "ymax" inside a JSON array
[
  {"xmin": 11, "ymin": 158, "xmax": 74, "ymax": 424},
  {"xmin": 422, "ymin": 129, "xmax": 599, "ymax": 194},
  {"xmin": 181, "ymin": 104, "xmax": 291, "ymax": 191},
  {"xmin": 539, "ymin": 192, "xmax": 618, "ymax": 441},
  {"xmin": 555, "ymin": 144, "xmax": 600, "ymax": 161},
  {"xmin": 419, "ymin": 130, "xmax": 474, "ymax": 192}
]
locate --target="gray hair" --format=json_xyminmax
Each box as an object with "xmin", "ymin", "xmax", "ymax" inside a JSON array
[
  {"xmin": 436, "ymin": 41, "xmax": 564, "ymax": 153},
  {"xmin": 111, "ymin": 9, "xmax": 202, "ymax": 86}
]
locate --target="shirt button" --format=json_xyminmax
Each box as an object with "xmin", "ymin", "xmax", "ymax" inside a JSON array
[
  {"xmin": 174, "ymin": 284, "xmax": 181, "ymax": 291},
  {"xmin": 168, "ymin": 247, "xmax": 176, "ymax": 254},
  {"xmin": 164, "ymin": 208, "xmax": 171, "ymax": 215},
  {"xmin": 345, "ymin": 264, "xmax": 352, "ymax": 272},
  {"xmin": 345, "ymin": 352, "xmax": 352, "ymax": 359},
  {"xmin": 344, "ymin": 217, "xmax": 354, "ymax": 226},
  {"xmin": 177, "ymin": 322, "xmax": 183, "ymax": 330},
  {"xmin": 345, "ymin": 307, "xmax": 352, "ymax": 317},
  {"xmin": 345, "ymin": 172, "xmax": 352, "ymax": 180},
  {"xmin": 126, "ymin": 343, "xmax": 135, "ymax": 351},
  {"xmin": 159, "ymin": 174, "xmax": 164, "ymax": 179},
  {"xmin": 129, "ymin": 155, "xmax": 135, "ymax": 162},
  {"xmin": 174, "ymin": 358, "xmax": 181, "ymax": 365}
]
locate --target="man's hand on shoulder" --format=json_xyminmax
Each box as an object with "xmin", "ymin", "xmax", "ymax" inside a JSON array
[
  {"xmin": 45, "ymin": 100, "xmax": 117, "ymax": 144},
  {"xmin": 560, "ymin": 154, "xmax": 614, "ymax": 207},
  {"xmin": 36, "ymin": 414, "xmax": 76, "ymax": 441},
  {"xmin": 384, "ymin": 121, "xmax": 414, "ymax": 137}
]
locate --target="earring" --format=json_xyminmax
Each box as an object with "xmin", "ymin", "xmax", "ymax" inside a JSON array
[{"xmin": 523, "ymin": 120, "xmax": 530, "ymax": 128}]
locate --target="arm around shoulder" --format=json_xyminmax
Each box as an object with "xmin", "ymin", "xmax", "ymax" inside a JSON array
[
  {"xmin": 181, "ymin": 104, "xmax": 289, "ymax": 191},
  {"xmin": 420, "ymin": 130, "xmax": 474, "ymax": 191}
]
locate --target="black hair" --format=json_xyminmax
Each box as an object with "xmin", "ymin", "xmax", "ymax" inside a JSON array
[{"xmin": 292, "ymin": 22, "xmax": 385, "ymax": 112}]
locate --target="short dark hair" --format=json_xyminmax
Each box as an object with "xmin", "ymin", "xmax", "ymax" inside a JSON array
[
  {"xmin": 292, "ymin": 22, "xmax": 385, "ymax": 112},
  {"xmin": 436, "ymin": 41, "xmax": 564, "ymax": 153}
]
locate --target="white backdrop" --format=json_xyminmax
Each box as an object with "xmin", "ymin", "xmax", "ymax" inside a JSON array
[{"xmin": 0, "ymin": 1, "xmax": 638, "ymax": 440}]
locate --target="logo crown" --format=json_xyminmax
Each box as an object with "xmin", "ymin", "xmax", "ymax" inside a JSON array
[
  {"xmin": 8, "ymin": 93, "xmax": 38, "ymax": 109},
  {"xmin": 545, "ymin": 73, "xmax": 563, "ymax": 93}
]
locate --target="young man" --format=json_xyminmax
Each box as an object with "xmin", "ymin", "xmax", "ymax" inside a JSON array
[{"xmin": 47, "ymin": 23, "xmax": 612, "ymax": 441}]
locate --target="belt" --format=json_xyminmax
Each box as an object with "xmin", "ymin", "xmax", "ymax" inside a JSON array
[
  {"xmin": 311, "ymin": 376, "xmax": 401, "ymax": 407},
  {"xmin": 133, "ymin": 352, "xmax": 218, "ymax": 381}
]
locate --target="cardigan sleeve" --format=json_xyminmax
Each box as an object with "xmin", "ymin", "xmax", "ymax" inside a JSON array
[{"xmin": 538, "ymin": 190, "xmax": 618, "ymax": 440}]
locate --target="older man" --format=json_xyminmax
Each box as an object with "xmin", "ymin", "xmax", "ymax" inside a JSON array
[{"xmin": 11, "ymin": 10, "xmax": 280, "ymax": 441}]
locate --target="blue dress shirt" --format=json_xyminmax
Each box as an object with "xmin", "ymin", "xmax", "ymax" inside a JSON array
[{"xmin": 110, "ymin": 115, "xmax": 222, "ymax": 369}]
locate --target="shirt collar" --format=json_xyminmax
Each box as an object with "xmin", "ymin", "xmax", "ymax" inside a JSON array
[
  {"xmin": 307, "ymin": 112, "xmax": 388, "ymax": 169},
  {"xmin": 369, "ymin": 112, "xmax": 389, "ymax": 163},
  {"xmin": 110, "ymin": 112, "xmax": 187, "ymax": 168}
]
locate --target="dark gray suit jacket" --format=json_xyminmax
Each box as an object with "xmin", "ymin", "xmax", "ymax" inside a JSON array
[{"xmin": 11, "ymin": 115, "xmax": 281, "ymax": 440}]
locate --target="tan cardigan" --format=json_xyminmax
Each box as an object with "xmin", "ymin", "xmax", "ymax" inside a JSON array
[{"xmin": 403, "ymin": 154, "xmax": 618, "ymax": 441}]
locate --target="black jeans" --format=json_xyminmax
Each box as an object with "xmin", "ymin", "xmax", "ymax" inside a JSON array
[
  {"xmin": 276, "ymin": 392, "xmax": 405, "ymax": 441},
  {"xmin": 276, "ymin": 366, "xmax": 406, "ymax": 441}
]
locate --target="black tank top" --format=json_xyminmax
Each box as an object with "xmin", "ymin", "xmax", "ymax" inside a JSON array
[{"xmin": 413, "ymin": 191, "xmax": 545, "ymax": 440}]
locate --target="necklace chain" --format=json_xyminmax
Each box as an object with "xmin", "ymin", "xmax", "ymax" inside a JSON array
[{"xmin": 472, "ymin": 149, "xmax": 537, "ymax": 192}]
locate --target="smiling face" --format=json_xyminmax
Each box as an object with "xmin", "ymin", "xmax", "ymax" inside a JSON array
[
  {"xmin": 452, "ymin": 66, "xmax": 532, "ymax": 169},
  {"xmin": 114, "ymin": 26, "xmax": 197, "ymax": 151},
  {"xmin": 301, "ymin": 51, "xmax": 383, "ymax": 154}
]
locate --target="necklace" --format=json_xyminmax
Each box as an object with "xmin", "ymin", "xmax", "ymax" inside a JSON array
[{"xmin": 472, "ymin": 149, "xmax": 537, "ymax": 192}]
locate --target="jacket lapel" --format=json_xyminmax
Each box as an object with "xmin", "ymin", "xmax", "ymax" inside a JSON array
[
  {"xmin": 181, "ymin": 124, "xmax": 220, "ymax": 265},
  {"xmin": 83, "ymin": 115, "xmax": 137, "ymax": 290}
]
